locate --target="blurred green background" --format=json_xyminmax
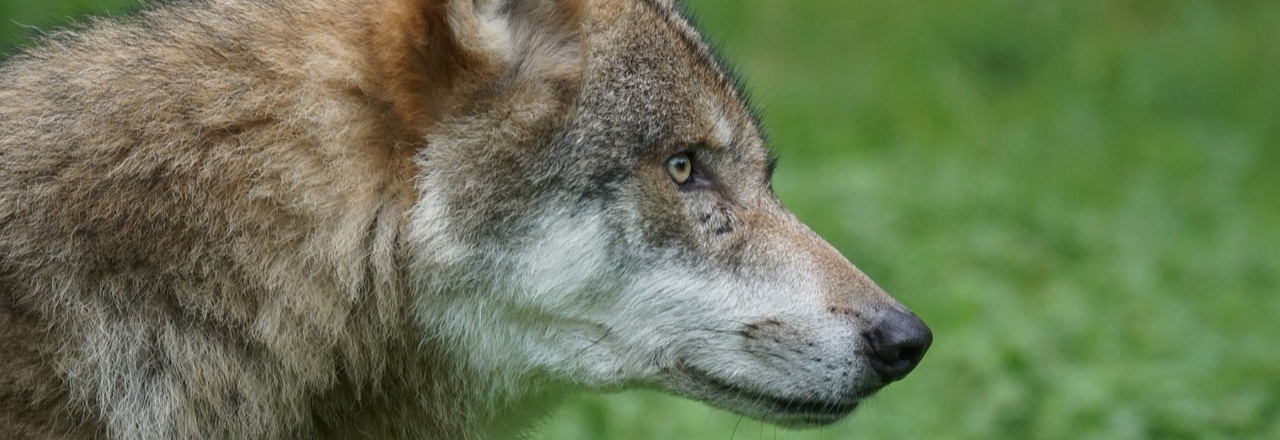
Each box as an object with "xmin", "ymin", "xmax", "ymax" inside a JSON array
[{"xmin": 4, "ymin": 0, "xmax": 1278, "ymax": 439}]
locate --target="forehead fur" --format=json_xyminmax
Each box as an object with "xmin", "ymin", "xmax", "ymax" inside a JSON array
[
  {"xmin": 573, "ymin": 0, "xmax": 765, "ymax": 158},
  {"xmin": 596, "ymin": 2, "xmax": 750, "ymax": 105}
]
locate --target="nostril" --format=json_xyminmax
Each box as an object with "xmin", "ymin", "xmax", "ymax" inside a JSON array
[
  {"xmin": 896, "ymin": 344, "xmax": 926, "ymax": 367},
  {"xmin": 865, "ymin": 308, "xmax": 933, "ymax": 382}
]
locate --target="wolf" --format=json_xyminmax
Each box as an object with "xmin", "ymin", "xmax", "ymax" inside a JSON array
[{"xmin": 0, "ymin": 0, "xmax": 932, "ymax": 438}]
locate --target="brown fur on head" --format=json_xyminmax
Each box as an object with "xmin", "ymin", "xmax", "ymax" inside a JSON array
[
  {"xmin": 367, "ymin": 0, "xmax": 587, "ymax": 131},
  {"xmin": 0, "ymin": 0, "xmax": 929, "ymax": 439}
]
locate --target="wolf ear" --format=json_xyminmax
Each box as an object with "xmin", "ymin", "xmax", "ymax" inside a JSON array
[{"xmin": 369, "ymin": 0, "xmax": 587, "ymax": 131}]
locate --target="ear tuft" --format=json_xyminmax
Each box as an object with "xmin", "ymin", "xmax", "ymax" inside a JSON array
[{"xmin": 367, "ymin": 0, "xmax": 586, "ymax": 132}]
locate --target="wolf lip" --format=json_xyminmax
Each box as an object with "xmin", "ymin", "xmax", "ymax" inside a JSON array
[{"xmin": 681, "ymin": 366, "xmax": 860, "ymax": 419}]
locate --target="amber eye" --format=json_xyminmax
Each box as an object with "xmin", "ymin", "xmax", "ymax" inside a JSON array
[{"xmin": 666, "ymin": 154, "xmax": 693, "ymax": 184}]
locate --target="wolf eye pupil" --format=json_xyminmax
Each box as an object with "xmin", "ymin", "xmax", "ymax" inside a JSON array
[{"xmin": 667, "ymin": 154, "xmax": 693, "ymax": 184}]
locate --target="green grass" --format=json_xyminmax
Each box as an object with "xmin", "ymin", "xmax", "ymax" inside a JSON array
[{"xmin": 4, "ymin": 0, "xmax": 1279, "ymax": 439}]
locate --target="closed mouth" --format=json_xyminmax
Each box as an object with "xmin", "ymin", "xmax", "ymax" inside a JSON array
[{"xmin": 681, "ymin": 365, "xmax": 860, "ymax": 421}]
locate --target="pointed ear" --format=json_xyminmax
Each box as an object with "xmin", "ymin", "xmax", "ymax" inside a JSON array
[{"xmin": 367, "ymin": 0, "xmax": 586, "ymax": 131}]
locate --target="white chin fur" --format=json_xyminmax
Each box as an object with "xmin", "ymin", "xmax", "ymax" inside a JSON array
[{"xmin": 407, "ymin": 203, "xmax": 880, "ymax": 422}]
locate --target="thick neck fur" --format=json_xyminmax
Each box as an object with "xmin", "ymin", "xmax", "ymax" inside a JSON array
[
  {"xmin": 309, "ymin": 323, "xmax": 564, "ymax": 440},
  {"xmin": 0, "ymin": 0, "xmax": 566, "ymax": 438}
]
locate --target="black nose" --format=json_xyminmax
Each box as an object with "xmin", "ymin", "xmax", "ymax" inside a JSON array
[{"xmin": 865, "ymin": 308, "xmax": 932, "ymax": 381}]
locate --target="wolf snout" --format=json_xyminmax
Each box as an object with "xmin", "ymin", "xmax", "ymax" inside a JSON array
[{"xmin": 864, "ymin": 308, "xmax": 932, "ymax": 382}]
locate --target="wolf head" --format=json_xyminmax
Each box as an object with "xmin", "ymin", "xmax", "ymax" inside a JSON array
[{"xmin": 388, "ymin": 0, "xmax": 932, "ymax": 426}]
